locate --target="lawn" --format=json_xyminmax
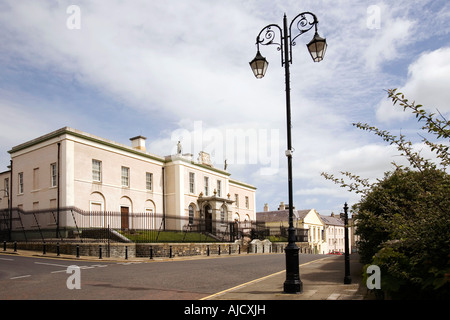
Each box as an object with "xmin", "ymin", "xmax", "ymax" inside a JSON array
[{"xmin": 119, "ymin": 230, "xmax": 219, "ymax": 243}]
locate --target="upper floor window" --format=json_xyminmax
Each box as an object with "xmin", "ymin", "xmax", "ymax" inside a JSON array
[
  {"xmin": 217, "ymin": 180, "xmax": 222, "ymax": 197},
  {"xmin": 92, "ymin": 159, "xmax": 102, "ymax": 182},
  {"xmin": 189, "ymin": 172, "xmax": 195, "ymax": 194},
  {"xmin": 18, "ymin": 172, "xmax": 24, "ymax": 194},
  {"xmin": 146, "ymin": 172, "xmax": 153, "ymax": 191},
  {"xmin": 33, "ymin": 168, "xmax": 39, "ymax": 190},
  {"xmin": 204, "ymin": 177, "xmax": 209, "ymax": 196},
  {"xmin": 50, "ymin": 163, "xmax": 57, "ymax": 187},
  {"xmin": 245, "ymin": 196, "xmax": 249, "ymax": 209},
  {"xmin": 4, "ymin": 178, "xmax": 9, "ymax": 195},
  {"xmin": 121, "ymin": 166, "xmax": 130, "ymax": 187}
]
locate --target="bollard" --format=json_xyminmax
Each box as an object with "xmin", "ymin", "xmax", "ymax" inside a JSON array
[
  {"xmin": 14, "ymin": 241, "xmax": 17, "ymax": 252},
  {"xmin": 76, "ymin": 244, "xmax": 80, "ymax": 258},
  {"xmin": 218, "ymin": 245, "xmax": 221, "ymax": 256},
  {"xmin": 56, "ymin": 242, "xmax": 60, "ymax": 256},
  {"xmin": 3, "ymin": 241, "xmax": 6, "ymax": 251},
  {"xmin": 125, "ymin": 246, "xmax": 128, "ymax": 260},
  {"xmin": 99, "ymin": 245, "xmax": 102, "ymax": 259},
  {"xmin": 169, "ymin": 246, "xmax": 172, "ymax": 258},
  {"xmin": 207, "ymin": 246, "xmax": 210, "ymax": 256},
  {"xmin": 149, "ymin": 246, "xmax": 153, "ymax": 260},
  {"xmin": 238, "ymin": 245, "xmax": 241, "ymax": 255},
  {"xmin": 43, "ymin": 242, "xmax": 46, "ymax": 255},
  {"xmin": 247, "ymin": 245, "xmax": 250, "ymax": 254},
  {"xmin": 229, "ymin": 246, "xmax": 231, "ymax": 255}
]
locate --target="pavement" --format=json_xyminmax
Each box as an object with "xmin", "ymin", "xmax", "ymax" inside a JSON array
[
  {"xmin": 202, "ymin": 253, "xmax": 372, "ymax": 300},
  {"xmin": 2, "ymin": 248, "xmax": 372, "ymax": 300}
]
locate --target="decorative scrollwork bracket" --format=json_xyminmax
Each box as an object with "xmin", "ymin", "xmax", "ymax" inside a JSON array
[{"xmin": 254, "ymin": 12, "xmax": 319, "ymax": 66}]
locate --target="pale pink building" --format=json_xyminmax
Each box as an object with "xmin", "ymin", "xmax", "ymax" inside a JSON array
[{"xmin": 0, "ymin": 127, "xmax": 256, "ymax": 238}]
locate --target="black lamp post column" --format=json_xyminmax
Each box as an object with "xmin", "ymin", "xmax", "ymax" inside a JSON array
[
  {"xmin": 342, "ymin": 202, "xmax": 352, "ymax": 284},
  {"xmin": 282, "ymin": 14, "xmax": 302, "ymax": 294},
  {"xmin": 250, "ymin": 12, "xmax": 327, "ymax": 294}
]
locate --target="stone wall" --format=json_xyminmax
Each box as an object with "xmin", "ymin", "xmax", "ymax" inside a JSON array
[{"xmin": 2, "ymin": 240, "xmax": 313, "ymax": 259}]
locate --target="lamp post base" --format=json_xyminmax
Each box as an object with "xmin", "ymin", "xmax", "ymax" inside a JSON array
[{"xmin": 283, "ymin": 244, "xmax": 303, "ymax": 294}]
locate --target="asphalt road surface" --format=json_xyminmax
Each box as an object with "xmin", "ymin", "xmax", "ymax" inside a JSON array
[{"xmin": 0, "ymin": 252, "xmax": 325, "ymax": 300}]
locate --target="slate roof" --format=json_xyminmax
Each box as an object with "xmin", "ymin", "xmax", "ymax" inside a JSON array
[
  {"xmin": 319, "ymin": 214, "xmax": 344, "ymax": 226},
  {"xmin": 256, "ymin": 209, "xmax": 312, "ymax": 223}
]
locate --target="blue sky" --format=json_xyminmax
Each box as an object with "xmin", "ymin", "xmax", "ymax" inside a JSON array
[{"xmin": 0, "ymin": 0, "xmax": 449, "ymax": 216}]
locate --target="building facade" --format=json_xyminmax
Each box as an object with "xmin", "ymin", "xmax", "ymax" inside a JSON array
[
  {"xmin": 257, "ymin": 203, "xmax": 352, "ymax": 254},
  {"xmin": 256, "ymin": 203, "xmax": 326, "ymax": 253},
  {"xmin": 320, "ymin": 213, "xmax": 351, "ymax": 254},
  {"xmin": 0, "ymin": 127, "xmax": 256, "ymax": 238}
]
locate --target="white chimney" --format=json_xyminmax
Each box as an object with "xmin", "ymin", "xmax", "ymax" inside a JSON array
[
  {"xmin": 264, "ymin": 203, "xmax": 269, "ymax": 212},
  {"xmin": 130, "ymin": 135, "xmax": 146, "ymax": 152},
  {"xmin": 279, "ymin": 201, "xmax": 285, "ymax": 210}
]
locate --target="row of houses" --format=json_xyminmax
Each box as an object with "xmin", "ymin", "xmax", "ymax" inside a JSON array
[
  {"xmin": 0, "ymin": 127, "xmax": 256, "ymax": 240},
  {"xmin": 256, "ymin": 202, "xmax": 354, "ymax": 254}
]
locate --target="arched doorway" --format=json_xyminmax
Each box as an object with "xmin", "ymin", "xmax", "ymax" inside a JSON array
[{"xmin": 204, "ymin": 204, "xmax": 212, "ymax": 233}]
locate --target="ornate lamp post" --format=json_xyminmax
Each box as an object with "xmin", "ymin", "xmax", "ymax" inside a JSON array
[
  {"xmin": 250, "ymin": 12, "xmax": 327, "ymax": 294},
  {"xmin": 341, "ymin": 202, "xmax": 352, "ymax": 284}
]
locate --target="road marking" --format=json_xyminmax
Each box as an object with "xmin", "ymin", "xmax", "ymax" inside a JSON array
[
  {"xmin": 35, "ymin": 262, "xmax": 72, "ymax": 268},
  {"xmin": 200, "ymin": 257, "xmax": 328, "ymax": 300},
  {"xmin": 0, "ymin": 257, "xmax": 14, "ymax": 261},
  {"xmin": 10, "ymin": 275, "xmax": 31, "ymax": 280}
]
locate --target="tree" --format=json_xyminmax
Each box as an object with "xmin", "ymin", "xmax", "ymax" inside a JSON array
[{"xmin": 322, "ymin": 89, "xmax": 450, "ymax": 299}]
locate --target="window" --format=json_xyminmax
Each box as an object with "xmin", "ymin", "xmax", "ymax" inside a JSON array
[
  {"xmin": 121, "ymin": 166, "xmax": 130, "ymax": 187},
  {"xmin": 50, "ymin": 163, "xmax": 57, "ymax": 187},
  {"xmin": 235, "ymin": 194, "xmax": 239, "ymax": 207},
  {"xmin": 189, "ymin": 172, "xmax": 195, "ymax": 194},
  {"xmin": 92, "ymin": 160, "xmax": 102, "ymax": 182},
  {"xmin": 18, "ymin": 172, "xmax": 24, "ymax": 194},
  {"xmin": 146, "ymin": 172, "xmax": 153, "ymax": 191},
  {"xmin": 33, "ymin": 168, "xmax": 39, "ymax": 190},
  {"xmin": 204, "ymin": 177, "xmax": 209, "ymax": 196},
  {"xmin": 4, "ymin": 178, "xmax": 9, "ymax": 196},
  {"xmin": 188, "ymin": 205, "xmax": 194, "ymax": 224},
  {"xmin": 245, "ymin": 196, "xmax": 249, "ymax": 209},
  {"xmin": 217, "ymin": 180, "xmax": 222, "ymax": 197},
  {"xmin": 220, "ymin": 206, "xmax": 226, "ymax": 223}
]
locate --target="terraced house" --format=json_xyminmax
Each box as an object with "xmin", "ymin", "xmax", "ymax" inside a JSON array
[{"xmin": 0, "ymin": 127, "xmax": 256, "ymax": 241}]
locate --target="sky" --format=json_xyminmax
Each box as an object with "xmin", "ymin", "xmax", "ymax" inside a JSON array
[{"xmin": 0, "ymin": 0, "xmax": 449, "ymax": 216}]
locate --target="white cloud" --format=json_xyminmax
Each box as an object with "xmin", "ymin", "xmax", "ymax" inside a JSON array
[{"xmin": 376, "ymin": 47, "xmax": 450, "ymax": 122}]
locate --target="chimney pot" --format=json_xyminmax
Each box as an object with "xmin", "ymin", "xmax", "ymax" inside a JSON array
[{"xmin": 130, "ymin": 135, "xmax": 147, "ymax": 152}]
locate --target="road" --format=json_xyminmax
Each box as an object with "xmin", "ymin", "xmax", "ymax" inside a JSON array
[{"xmin": 0, "ymin": 252, "xmax": 326, "ymax": 300}]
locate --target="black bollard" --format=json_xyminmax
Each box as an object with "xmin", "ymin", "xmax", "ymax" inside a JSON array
[
  {"xmin": 3, "ymin": 241, "xmax": 6, "ymax": 251},
  {"xmin": 125, "ymin": 246, "xmax": 128, "ymax": 260},
  {"xmin": 149, "ymin": 246, "xmax": 153, "ymax": 260},
  {"xmin": 99, "ymin": 245, "xmax": 102, "ymax": 259},
  {"xmin": 76, "ymin": 244, "xmax": 80, "ymax": 258},
  {"xmin": 57, "ymin": 242, "xmax": 60, "ymax": 256},
  {"xmin": 14, "ymin": 241, "xmax": 17, "ymax": 252},
  {"xmin": 42, "ymin": 242, "xmax": 46, "ymax": 255}
]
